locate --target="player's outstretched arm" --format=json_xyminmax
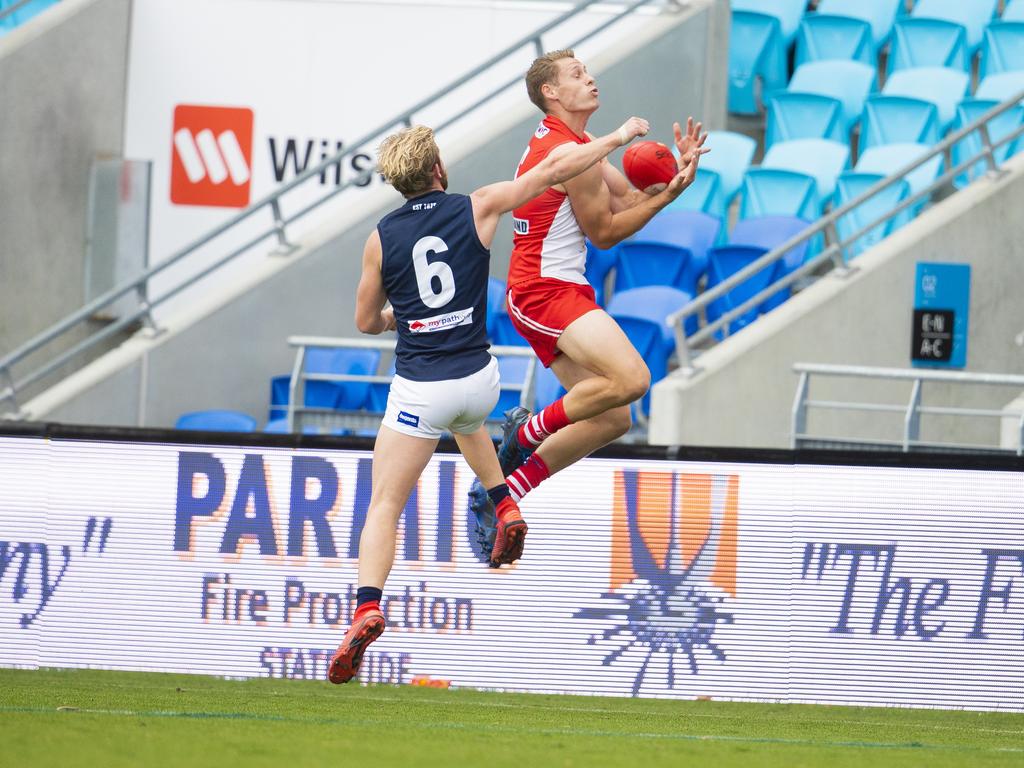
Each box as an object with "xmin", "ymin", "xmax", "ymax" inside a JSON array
[
  {"xmin": 469, "ymin": 117, "xmax": 649, "ymax": 248},
  {"xmin": 354, "ymin": 230, "xmax": 396, "ymax": 335},
  {"xmin": 568, "ymin": 118, "xmax": 709, "ymax": 249}
]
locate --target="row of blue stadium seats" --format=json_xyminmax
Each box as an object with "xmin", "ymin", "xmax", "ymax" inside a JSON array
[
  {"xmin": 0, "ymin": 0, "xmax": 59, "ymax": 33},
  {"xmin": 731, "ymin": 0, "xmax": 1024, "ymax": 114}
]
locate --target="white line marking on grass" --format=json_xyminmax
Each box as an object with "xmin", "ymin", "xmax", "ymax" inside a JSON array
[{"xmin": 2, "ymin": 705, "xmax": 1022, "ymax": 755}]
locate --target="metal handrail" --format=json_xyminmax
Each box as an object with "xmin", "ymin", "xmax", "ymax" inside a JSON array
[
  {"xmin": 0, "ymin": 0, "xmax": 663, "ymax": 413},
  {"xmin": 285, "ymin": 336, "xmax": 538, "ymax": 433},
  {"xmin": 668, "ymin": 89, "xmax": 1024, "ymax": 373},
  {"xmin": 791, "ymin": 363, "xmax": 1024, "ymax": 454}
]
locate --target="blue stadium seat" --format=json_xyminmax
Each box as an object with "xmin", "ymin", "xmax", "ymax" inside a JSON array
[
  {"xmin": 665, "ymin": 167, "xmax": 725, "ymax": 219},
  {"xmin": 740, "ymin": 168, "xmax": 821, "ymax": 221},
  {"xmin": 728, "ymin": 10, "xmax": 787, "ymax": 114},
  {"xmin": 264, "ymin": 418, "xmax": 323, "ymax": 435},
  {"xmin": 606, "ymin": 314, "xmax": 671, "ymax": 415},
  {"xmin": 486, "ymin": 276, "xmax": 507, "ymax": 340},
  {"xmin": 787, "ymin": 60, "xmax": 877, "ymax": 131},
  {"xmin": 816, "ymin": 0, "xmax": 902, "ymax": 50},
  {"xmin": 881, "ymin": 66, "xmax": 970, "ymax": 130},
  {"xmin": 705, "ymin": 245, "xmax": 779, "ymax": 334},
  {"xmin": 1005, "ymin": 0, "xmax": 1024, "ymax": 23},
  {"xmin": 766, "ymin": 93, "xmax": 846, "ymax": 149},
  {"xmin": 304, "ymin": 347, "xmax": 380, "ymax": 411},
  {"xmin": 976, "ymin": 70, "xmax": 1024, "ymax": 102},
  {"xmin": 762, "ymin": 138, "xmax": 851, "ymax": 200},
  {"xmin": 981, "ymin": 22, "xmax": 1024, "ymax": 81},
  {"xmin": 729, "ymin": 215, "xmax": 813, "ymax": 273},
  {"xmin": 613, "ymin": 241, "xmax": 693, "ymax": 295},
  {"xmin": 269, "ymin": 374, "xmax": 290, "ymax": 421},
  {"xmin": 366, "ymin": 358, "xmax": 397, "ymax": 413},
  {"xmin": 950, "ymin": 98, "xmax": 1024, "ymax": 188},
  {"xmin": 795, "ymin": 14, "xmax": 874, "ymax": 66},
  {"xmin": 176, "ymin": 410, "xmax": 257, "ymax": 432},
  {"xmin": 534, "ymin": 365, "xmax": 566, "ymax": 412},
  {"xmin": 606, "ymin": 285, "xmax": 696, "ymax": 345},
  {"xmin": 489, "ymin": 310, "xmax": 528, "ymax": 347},
  {"xmin": 699, "ymin": 130, "xmax": 758, "ymax": 206},
  {"xmin": 888, "ymin": 18, "xmax": 970, "ymax": 73},
  {"xmin": 631, "ymin": 209, "xmax": 722, "ymax": 294},
  {"xmin": 731, "ymin": 0, "xmax": 807, "ymax": 42},
  {"xmin": 491, "ymin": 355, "xmax": 533, "ymax": 419},
  {"xmin": 584, "ymin": 241, "xmax": 619, "ymax": 306},
  {"xmin": 855, "ymin": 142, "xmax": 944, "ymax": 201},
  {"xmin": 910, "ymin": 0, "xmax": 999, "ymax": 53},
  {"xmin": 834, "ymin": 172, "xmax": 913, "ymax": 258},
  {"xmin": 859, "ymin": 95, "xmax": 941, "ymax": 151}
]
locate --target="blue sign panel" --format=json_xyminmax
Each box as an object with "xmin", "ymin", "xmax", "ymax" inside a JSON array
[{"xmin": 912, "ymin": 263, "xmax": 970, "ymax": 368}]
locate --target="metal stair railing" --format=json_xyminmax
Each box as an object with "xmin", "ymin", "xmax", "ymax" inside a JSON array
[
  {"xmin": 791, "ymin": 362, "xmax": 1024, "ymax": 454},
  {"xmin": 667, "ymin": 89, "xmax": 1024, "ymax": 375},
  {"xmin": 285, "ymin": 336, "xmax": 538, "ymax": 435},
  {"xmin": 0, "ymin": 0, "xmax": 665, "ymax": 416}
]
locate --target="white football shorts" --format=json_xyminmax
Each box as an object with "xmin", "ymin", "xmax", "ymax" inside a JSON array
[{"xmin": 383, "ymin": 356, "xmax": 499, "ymax": 439}]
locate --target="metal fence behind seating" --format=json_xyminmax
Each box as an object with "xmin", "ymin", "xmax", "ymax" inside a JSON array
[
  {"xmin": 285, "ymin": 336, "xmax": 537, "ymax": 436},
  {"xmin": 791, "ymin": 362, "xmax": 1024, "ymax": 454}
]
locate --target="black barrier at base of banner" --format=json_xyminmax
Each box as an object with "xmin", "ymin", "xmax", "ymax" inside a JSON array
[{"xmin": 2, "ymin": 421, "xmax": 1023, "ymax": 472}]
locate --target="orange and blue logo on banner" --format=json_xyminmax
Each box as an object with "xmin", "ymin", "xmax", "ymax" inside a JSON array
[{"xmin": 576, "ymin": 469, "xmax": 739, "ymax": 694}]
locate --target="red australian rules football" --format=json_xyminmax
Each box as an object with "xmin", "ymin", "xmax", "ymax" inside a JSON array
[{"xmin": 622, "ymin": 140, "xmax": 678, "ymax": 193}]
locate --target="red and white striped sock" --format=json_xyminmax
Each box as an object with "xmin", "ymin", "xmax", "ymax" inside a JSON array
[
  {"xmin": 517, "ymin": 397, "xmax": 572, "ymax": 449},
  {"xmin": 506, "ymin": 454, "xmax": 551, "ymax": 502}
]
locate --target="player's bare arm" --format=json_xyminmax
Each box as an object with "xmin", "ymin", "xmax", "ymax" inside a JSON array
[
  {"xmin": 598, "ymin": 117, "xmax": 707, "ymax": 214},
  {"xmin": 469, "ymin": 117, "xmax": 649, "ymax": 247},
  {"xmin": 353, "ymin": 230, "xmax": 396, "ymax": 334},
  {"xmin": 566, "ymin": 142, "xmax": 708, "ymax": 250}
]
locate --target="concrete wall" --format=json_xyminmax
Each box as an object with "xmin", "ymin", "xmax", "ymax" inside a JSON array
[
  {"xmin": 0, "ymin": 0, "xmax": 131, "ymax": 358},
  {"xmin": 30, "ymin": 0, "xmax": 730, "ymax": 427},
  {"xmin": 649, "ymin": 153, "xmax": 1024, "ymax": 450}
]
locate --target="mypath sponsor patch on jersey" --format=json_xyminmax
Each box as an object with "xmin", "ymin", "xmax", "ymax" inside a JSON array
[{"xmin": 408, "ymin": 308, "xmax": 474, "ymax": 334}]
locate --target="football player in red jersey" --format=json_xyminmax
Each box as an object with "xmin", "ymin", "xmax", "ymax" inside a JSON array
[{"xmin": 470, "ymin": 49, "xmax": 708, "ymax": 537}]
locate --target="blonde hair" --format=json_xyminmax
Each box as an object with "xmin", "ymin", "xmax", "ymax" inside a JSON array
[
  {"xmin": 377, "ymin": 125, "xmax": 441, "ymax": 197},
  {"xmin": 525, "ymin": 49, "xmax": 575, "ymax": 113}
]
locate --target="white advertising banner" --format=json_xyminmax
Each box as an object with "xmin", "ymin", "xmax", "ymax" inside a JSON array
[
  {"xmin": 1, "ymin": 436, "xmax": 1022, "ymax": 710},
  {"xmin": 122, "ymin": 0, "xmax": 650, "ymax": 316}
]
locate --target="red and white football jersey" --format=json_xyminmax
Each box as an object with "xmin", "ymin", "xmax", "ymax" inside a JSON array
[{"xmin": 508, "ymin": 115, "xmax": 590, "ymax": 287}]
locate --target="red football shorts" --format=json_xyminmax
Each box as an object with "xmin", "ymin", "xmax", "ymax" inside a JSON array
[{"xmin": 505, "ymin": 277, "xmax": 600, "ymax": 367}]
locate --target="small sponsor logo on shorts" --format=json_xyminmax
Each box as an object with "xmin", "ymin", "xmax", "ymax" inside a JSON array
[
  {"xmin": 408, "ymin": 308, "xmax": 473, "ymax": 334},
  {"xmin": 535, "ymin": 124, "xmax": 550, "ymax": 139},
  {"xmin": 513, "ymin": 217, "xmax": 529, "ymax": 235},
  {"xmin": 397, "ymin": 411, "xmax": 420, "ymax": 428}
]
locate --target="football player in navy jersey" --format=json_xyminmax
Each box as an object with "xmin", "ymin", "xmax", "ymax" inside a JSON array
[{"xmin": 328, "ymin": 117, "xmax": 651, "ymax": 684}]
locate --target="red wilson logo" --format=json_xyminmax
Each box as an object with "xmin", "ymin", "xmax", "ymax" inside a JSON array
[{"xmin": 171, "ymin": 105, "xmax": 254, "ymax": 208}]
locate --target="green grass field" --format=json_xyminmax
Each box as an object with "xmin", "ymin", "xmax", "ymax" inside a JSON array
[{"xmin": 1, "ymin": 669, "xmax": 1021, "ymax": 767}]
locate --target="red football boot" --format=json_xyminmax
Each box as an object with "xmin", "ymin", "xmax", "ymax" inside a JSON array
[
  {"xmin": 327, "ymin": 609, "xmax": 385, "ymax": 684},
  {"xmin": 490, "ymin": 498, "xmax": 528, "ymax": 567}
]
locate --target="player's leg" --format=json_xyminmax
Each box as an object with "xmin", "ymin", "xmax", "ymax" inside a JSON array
[
  {"xmin": 330, "ymin": 370, "xmax": 445, "ymax": 684},
  {"xmin": 358, "ymin": 426, "xmax": 440, "ymax": 588},
  {"xmin": 455, "ymin": 426, "xmax": 527, "ymax": 566},
  {"xmin": 452, "ymin": 358, "xmax": 527, "ymax": 566},
  {"xmin": 510, "ymin": 309, "xmax": 647, "ymax": 472}
]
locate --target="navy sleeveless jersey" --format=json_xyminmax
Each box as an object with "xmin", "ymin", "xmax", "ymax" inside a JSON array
[{"xmin": 378, "ymin": 190, "xmax": 491, "ymax": 382}]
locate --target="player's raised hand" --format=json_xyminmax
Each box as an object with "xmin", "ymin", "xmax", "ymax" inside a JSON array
[
  {"xmin": 673, "ymin": 117, "xmax": 708, "ymax": 167},
  {"xmin": 617, "ymin": 116, "xmax": 650, "ymax": 145},
  {"xmin": 664, "ymin": 142, "xmax": 711, "ymax": 198}
]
